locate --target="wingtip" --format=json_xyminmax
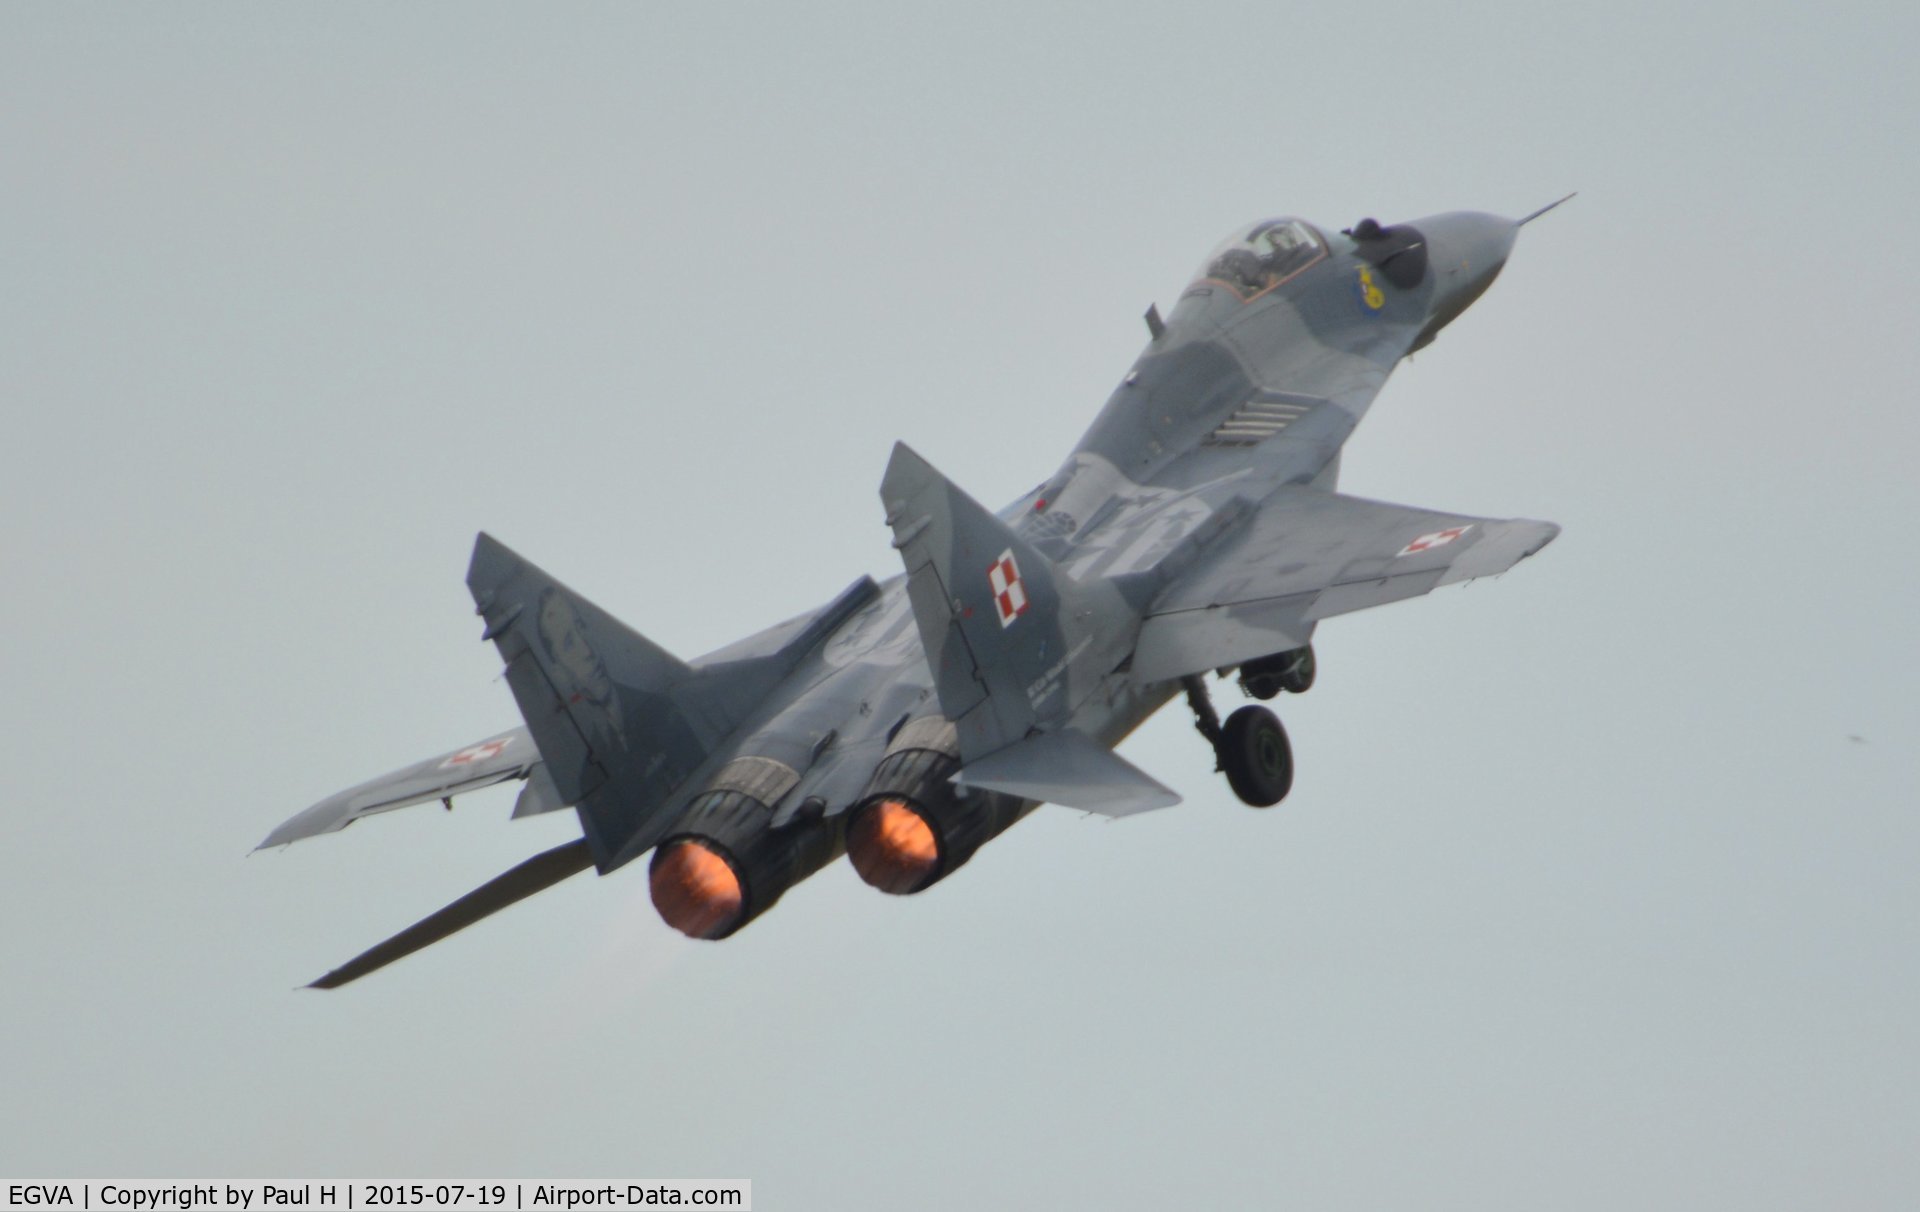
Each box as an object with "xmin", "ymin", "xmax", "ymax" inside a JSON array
[{"xmin": 1525, "ymin": 520, "xmax": 1563, "ymax": 556}]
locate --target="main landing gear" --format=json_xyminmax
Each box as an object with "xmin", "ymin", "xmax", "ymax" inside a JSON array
[
  {"xmin": 1239, "ymin": 645, "xmax": 1315, "ymax": 700},
  {"xmin": 1183, "ymin": 674, "xmax": 1294, "ymax": 808}
]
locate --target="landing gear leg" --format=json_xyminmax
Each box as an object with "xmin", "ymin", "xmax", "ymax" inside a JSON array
[
  {"xmin": 1182, "ymin": 675, "xmax": 1224, "ymax": 768},
  {"xmin": 1185, "ymin": 675, "xmax": 1294, "ymax": 807}
]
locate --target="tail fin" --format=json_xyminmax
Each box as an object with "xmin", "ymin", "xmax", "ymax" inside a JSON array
[
  {"xmin": 467, "ymin": 534, "xmax": 880, "ymax": 869},
  {"xmin": 880, "ymin": 443, "xmax": 1129, "ymax": 761},
  {"xmin": 466, "ymin": 534, "xmax": 727, "ymax": 867}
]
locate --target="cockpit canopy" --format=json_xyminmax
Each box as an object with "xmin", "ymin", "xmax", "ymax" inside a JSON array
[{"xmin": 1194, "ymin": 218, "xmax": 1328, "ymax": 301}]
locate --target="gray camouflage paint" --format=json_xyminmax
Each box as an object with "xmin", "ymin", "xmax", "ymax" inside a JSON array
[{"xmin": 266, "ymin": 208, "xmax": 1559, "ymax": 968}]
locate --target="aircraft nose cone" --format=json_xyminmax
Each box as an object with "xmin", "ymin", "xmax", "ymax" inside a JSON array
[
  {"xmin": 1407, "ymin": 210, "xmax": 1521, "ymax": 346},
  {"xmin": 1429, "ymin": 211, "xmax": 1518, "ymax": 298}
]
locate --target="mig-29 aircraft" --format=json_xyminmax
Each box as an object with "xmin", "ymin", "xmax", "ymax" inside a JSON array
[{"xmin": 262, "ymin": 201, "xmax": 1568, "ymax": 988}]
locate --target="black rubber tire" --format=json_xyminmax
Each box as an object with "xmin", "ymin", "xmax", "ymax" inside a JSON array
[
  {"xmin": 1279, "ymin": 646, "xmax": 1316, "ymax": 694},
  {"xmin": 1219, "ymin": 705, "xmax": 1293, "ymax": 807}
]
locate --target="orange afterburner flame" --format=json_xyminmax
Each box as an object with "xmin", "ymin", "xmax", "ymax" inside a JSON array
[
  {"xmin": 847, "ymin": 797, "xmax": 940, "ymax": 894},
  {"xmin": 650, "ymin": 840, "xmax": 745, "ymax": 939}
]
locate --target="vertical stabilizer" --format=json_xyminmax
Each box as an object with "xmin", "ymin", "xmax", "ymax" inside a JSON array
[
  {"xmin": 467, "ymin": 535, "xmax": 723, "ymax": 867},
  {"xmin": 880, "ymin": 443, "xmax": 1130, "ymax": 761}
]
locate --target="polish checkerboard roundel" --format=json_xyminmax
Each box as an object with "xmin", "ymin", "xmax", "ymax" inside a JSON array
[
  {"xmin": 440, "ymin": 737, "xmax": 513, "ymax": 768},
  {"xmin": 988, "ymin": 549, "xmax": 1029, "ymax": 628},
  {"xmin": 1397, "ymin": 525, "xmax": 1473, "ymax": 557}
]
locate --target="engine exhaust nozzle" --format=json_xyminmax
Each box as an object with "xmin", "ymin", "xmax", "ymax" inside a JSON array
[
  {"xmin": 846, "ymin": 796, "xmax": 941, "ymax": 895},
  {"xmin": 649, "ymin": 839, "xmax": 745, "ymax": 940}
]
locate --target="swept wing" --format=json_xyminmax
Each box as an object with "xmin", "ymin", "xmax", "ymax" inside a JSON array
[
  {"xmin": 1132, "ymin": 487, "xmax": 1559, "ymax": 685},
  {"xmin": 257, "ymin": 727, "xmax": 552, "ymax": 850}
]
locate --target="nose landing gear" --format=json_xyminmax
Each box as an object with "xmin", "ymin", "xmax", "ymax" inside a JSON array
[{"xmin": 1183, "ymin": 675, "xmax": 1294, "ymax": 808}]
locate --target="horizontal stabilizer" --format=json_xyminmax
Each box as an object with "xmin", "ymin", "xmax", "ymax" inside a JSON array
[
  {"xmin": 510, "ymin": 761, "xmax": 568, "ymax": 820},
  {"xmin": 306, "ymin": 838, "xmax": 593, "ymax": 989},
  {"xmin": 259, "ymin": 728, "xmax": 540, "ymax": 850},
  {"xmin": 953, "ymin": 729, "xmax": 1180, "ymax": 818}
]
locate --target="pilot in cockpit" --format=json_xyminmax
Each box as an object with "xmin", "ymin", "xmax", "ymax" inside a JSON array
[
  {"xmin": 1205, "ymin": 220, "xmax": 1322, "ymax": 298},
  {"xmin": 1254, "ymin": 222, "xmax": 1318, "ymax": 280}
]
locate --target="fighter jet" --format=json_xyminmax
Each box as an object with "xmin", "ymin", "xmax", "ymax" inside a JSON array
[{"xmin": 262, "ymin": 202, "xmax": 1567, "ymax": 987}]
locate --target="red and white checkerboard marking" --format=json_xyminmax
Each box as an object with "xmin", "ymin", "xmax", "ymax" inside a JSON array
[
  {"xmin": 988, "ymin": 549, "xmax": 1030, "ymax": 628},
  {"xmin": 1397, "ymin": 525, "xmax": 1472, "ymax": 557},
  {"xmin": 440, "ymin": 737, "xmax": 513, "ymax": 768}
]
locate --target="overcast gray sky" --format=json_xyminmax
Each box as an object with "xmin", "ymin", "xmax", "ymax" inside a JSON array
[{"xmin": 4, "ymin": 3, "xmax": 1918, "ymax": 1207}]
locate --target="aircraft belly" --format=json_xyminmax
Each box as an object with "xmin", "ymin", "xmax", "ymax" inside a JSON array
[
  {"xmin": 1071, "ymin": 673, "xmax": 1179, "ymax": 753},
  {"xmin": 1131, "ymin": 599, "xmax": 1316, "ymax": 688}
]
